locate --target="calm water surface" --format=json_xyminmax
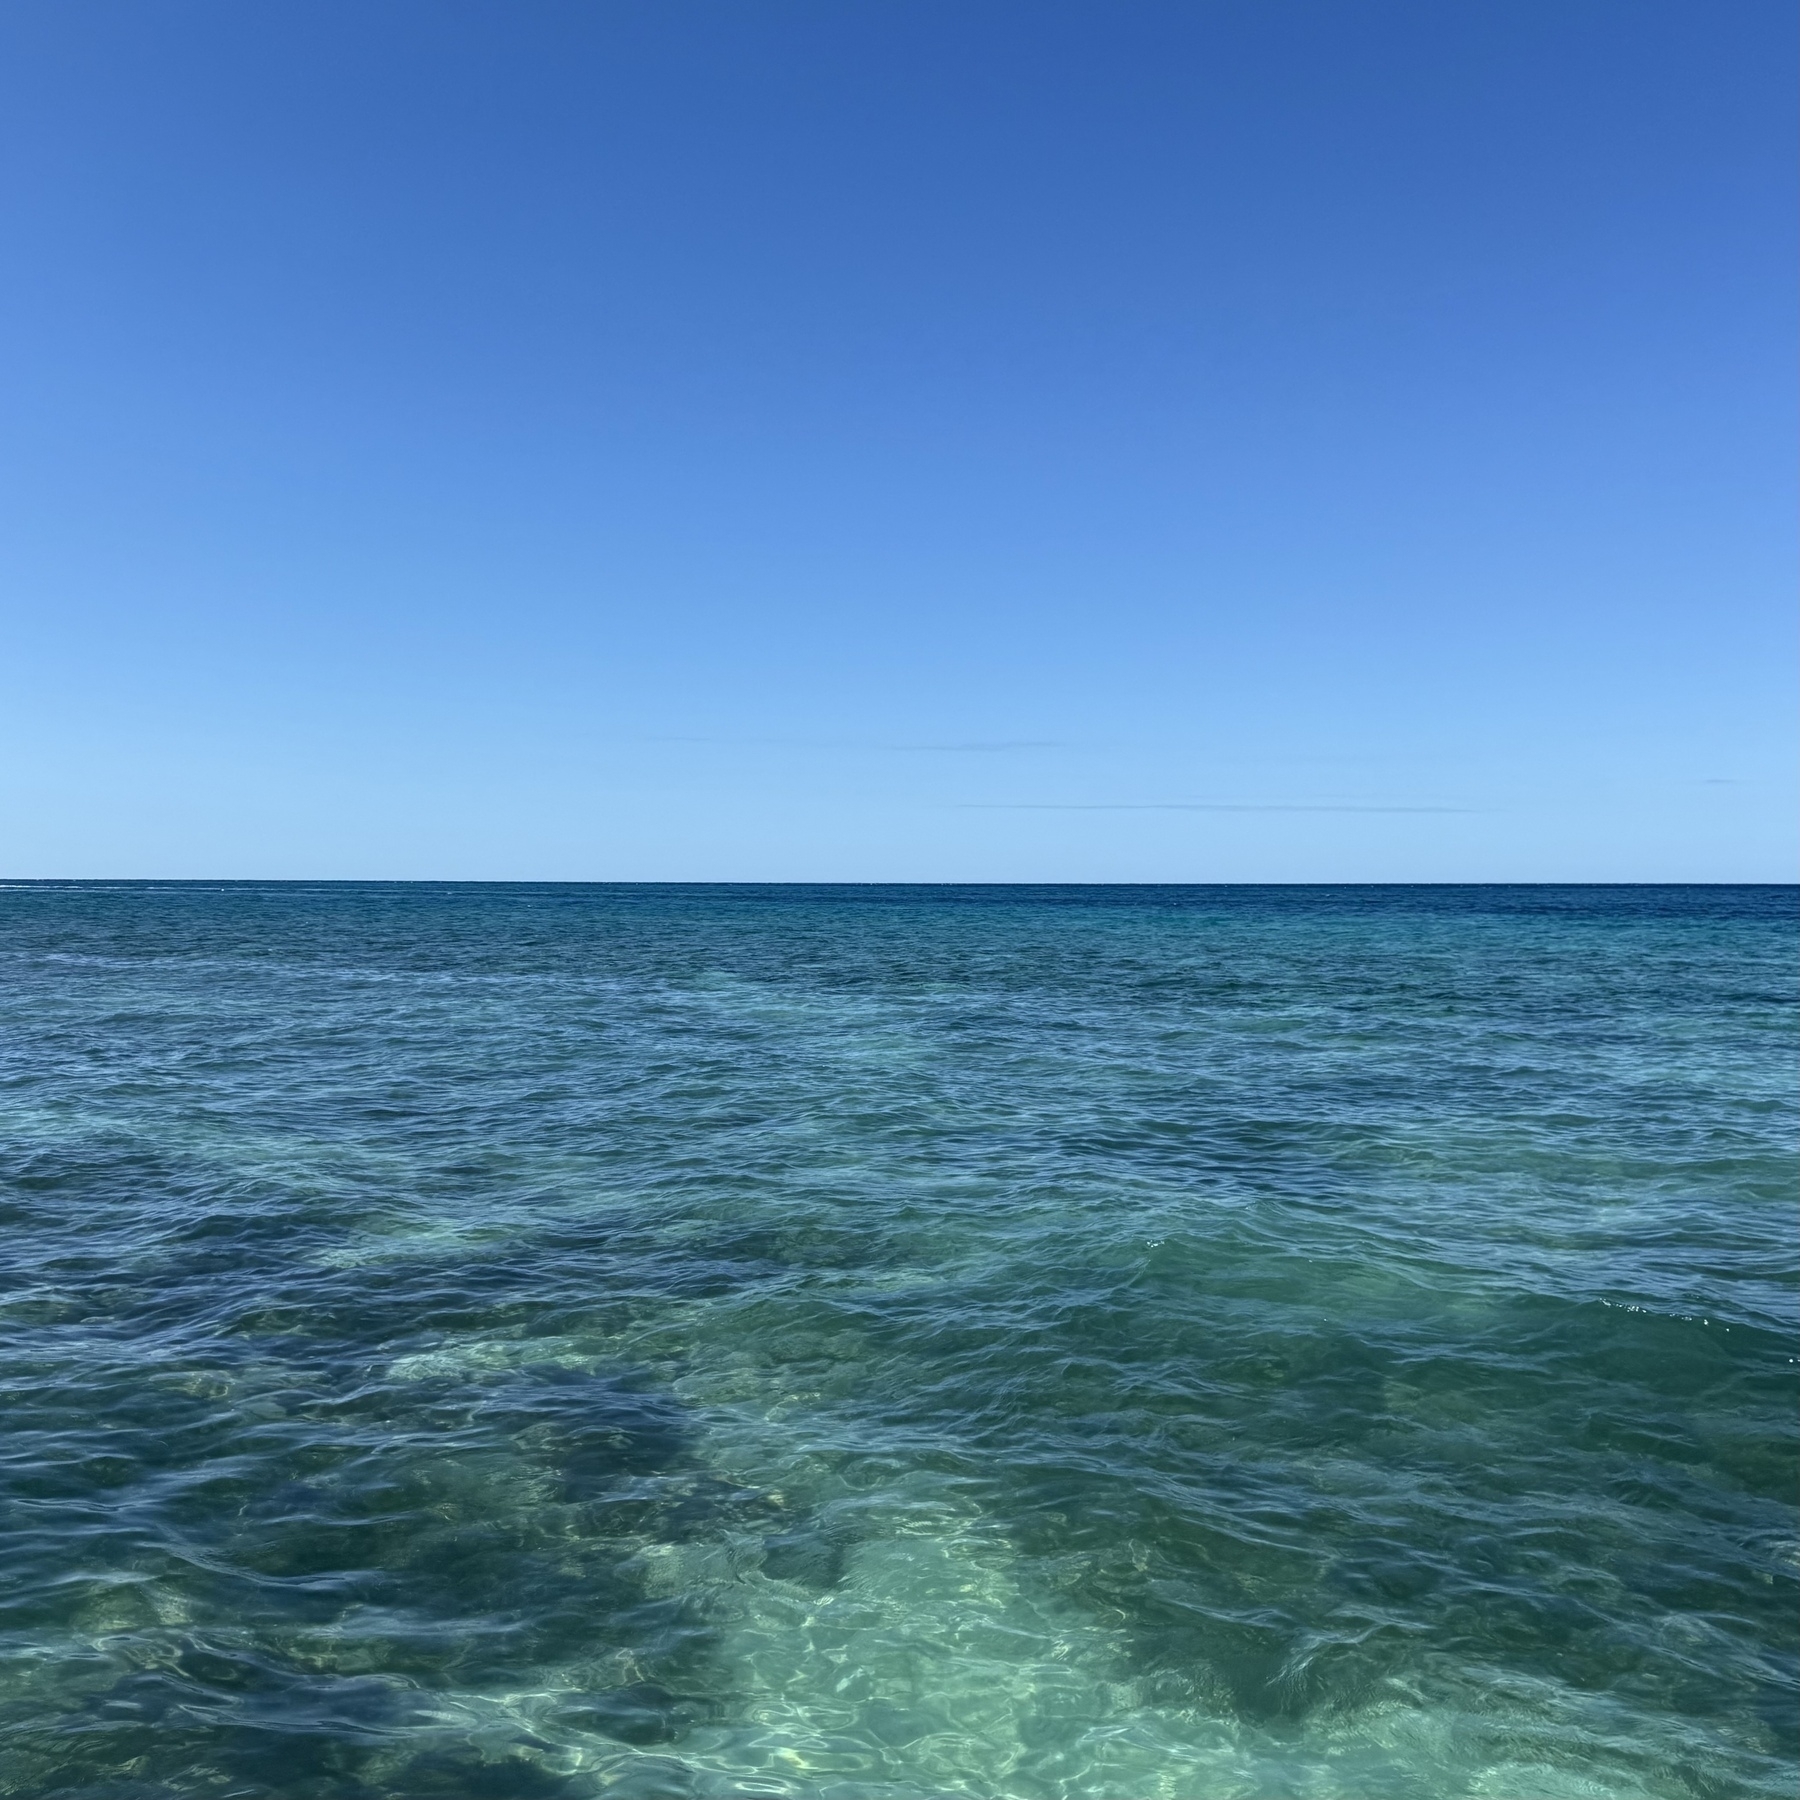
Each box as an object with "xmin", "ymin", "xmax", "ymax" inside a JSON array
[{"xmin": 0, "ymin": 883, "xmax": 1794, "ymax": 1799}]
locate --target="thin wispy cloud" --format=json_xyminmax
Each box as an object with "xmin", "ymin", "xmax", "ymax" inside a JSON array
[
  {"xmin": 898, "ymin": 741, "xmax": 1064, "ymax": 754},
  {"xmin": 953, "ymin": 802, "xmax": 1482, "ymax": 814},
  {"xmin": 646, "ymin": 736, "xmax": 1064, "ymax": 753}
]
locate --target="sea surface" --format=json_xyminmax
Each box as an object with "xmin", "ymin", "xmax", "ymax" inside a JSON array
[{"xmin": 0, "ymin": 882, "xmax": 1794, "ymax": 1800}]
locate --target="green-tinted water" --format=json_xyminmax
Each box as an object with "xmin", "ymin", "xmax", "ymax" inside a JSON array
[{"xmin": 1, "ymin": 884, "xmax": 1793, "ymax": 1798}]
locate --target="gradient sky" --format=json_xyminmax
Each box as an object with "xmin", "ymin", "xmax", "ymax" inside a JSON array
[{"xmin": 2, "ymin": 0, "xmax": 1793, "ymax": 881}]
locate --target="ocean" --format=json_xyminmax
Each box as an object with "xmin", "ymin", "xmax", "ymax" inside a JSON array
[{"xmin": 0, "ymin": 882, "xmax": 1793, "ymax": 1799}]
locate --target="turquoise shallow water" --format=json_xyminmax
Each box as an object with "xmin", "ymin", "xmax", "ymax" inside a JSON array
[{"xmin": 0, "ymin": 883, "xmax": 1794, "ymax": 1800}]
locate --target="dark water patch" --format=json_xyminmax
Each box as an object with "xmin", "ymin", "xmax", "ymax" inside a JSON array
[{"xmin": 556, "ymin": 1681, "xmax": 719, "ymax": 1746}]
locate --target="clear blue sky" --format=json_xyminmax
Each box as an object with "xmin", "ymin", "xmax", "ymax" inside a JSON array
[{"xmin": 2, "ymin": 1, "xmax": 1793, "ymax": 881}]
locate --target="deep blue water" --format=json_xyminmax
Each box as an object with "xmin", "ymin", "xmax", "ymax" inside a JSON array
[{"xmin": 0, "ymin": 882, "xmax": 1794, "ymax": 1799}]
